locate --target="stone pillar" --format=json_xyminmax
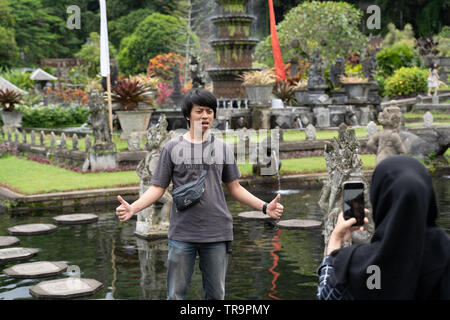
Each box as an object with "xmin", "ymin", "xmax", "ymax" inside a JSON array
[{"xmin": 250, "ymin": 103, "xmax": 271, "ymax": 130}]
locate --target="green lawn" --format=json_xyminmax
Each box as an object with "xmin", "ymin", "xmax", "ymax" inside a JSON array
[
  {"xmin": 0, "ymin": 155, "xmax": 139, "ymax": 195},
  {"xmin": 0, "ymin": 153, "xmax": 377, "ymax": 195}
]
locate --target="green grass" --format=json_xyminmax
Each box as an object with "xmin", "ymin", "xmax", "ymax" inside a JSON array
[
  {"xmin": 236, "ymin": 154, "xmax": 376, "ymax": 177},
  {"xmin": 0, "ymin": 155, "xmax": 139, "ymax": 195},
  {"xmin": 0, "ymin": 152, "xmax": 377, "ymax": 195}
]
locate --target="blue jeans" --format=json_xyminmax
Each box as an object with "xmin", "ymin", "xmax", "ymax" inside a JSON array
[{"xmin": 166, "ymin": 239, "xmax": 229, "ymax": 300}]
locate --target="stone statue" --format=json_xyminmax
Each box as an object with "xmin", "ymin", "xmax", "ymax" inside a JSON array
[
  {"xmin": 366, "ymin": 106, "xmax": 407, "ymax": 165},
  {"xmin": 190, "ymin": 55, "xmax": 205, "ymax": 89},
  {"xmin": 318, "ymin": 123, "xmax": 373, "ymax": 255},
  {"xmin": 361, "ymin": 49, "xmax": 377, "ymax": 82},
  {"xmin": 87, "ymin": 90, "xmax": 114, "ymax": 151},
  {"xmin": 330, "ymin": 57, "xmax": 346, "ymax": 88},
  {"xmin": 135, "ymin": 114, "xmax": 175, "ymax": 236},
  {"xmin": 170, "ymin": 67, "xmax": 183, "ymax": 108},
  {"xmin": 308, "ymin": 48, "xmax": 327, "ymax": 90}
]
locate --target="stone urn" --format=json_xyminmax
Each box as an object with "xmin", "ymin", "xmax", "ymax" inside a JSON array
[
  {"xmin": 342, "ymin": 83, "xmax": 371, "ymax": 104},
  {"xmin": 1, "ymin": 111, "xmax": 23, "ymax": 128},
  {"xmin": 244, "ymin": 84, "xmax": 274, "ymax": 105},
  {"xmin": 293, "ymin": 89, "xmax": 309, "ymax": 105},
  {"xmin": 116, "ymin": 110, "xmax": 153, "ymax": 139}
]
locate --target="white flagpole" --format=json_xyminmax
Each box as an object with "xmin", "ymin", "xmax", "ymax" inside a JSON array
[{"xmin": 99, "ymin": 0, "xmax": 113, "ymax": 134}]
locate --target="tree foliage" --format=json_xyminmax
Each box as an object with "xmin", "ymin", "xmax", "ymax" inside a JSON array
[
  {"xmin": 254, "ymin": 1, "xmax": 367, "ymax": 66},
  {"xmin": 117, "ymin": 13, "xmax": 187, "ymax": 76}
]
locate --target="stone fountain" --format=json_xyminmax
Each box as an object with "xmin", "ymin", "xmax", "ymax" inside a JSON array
[{"xmin": 207, "ymin": 0, "xmax": 259, "ymax": 99}]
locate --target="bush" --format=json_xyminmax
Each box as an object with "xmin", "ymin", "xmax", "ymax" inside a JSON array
[
  {"xmin": 0, "ymin": 68, "xmax": 35, "ymax": 91},
  {"xmin": 384, "ymin": 67, "xmax": 428, "ymax": 98},
  {"xmin": 376, "ymin": 44, "xmax": 422, "ymax": 77},
  {"xmin": 16, "ymin": 104, "xmax": 90, "ymax": 128},
  {"xmin": 436, "ymin": 26, "xmax": 450, "ymax": 58}
]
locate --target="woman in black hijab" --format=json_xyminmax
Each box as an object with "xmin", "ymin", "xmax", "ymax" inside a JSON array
[{"xmin": 317, "ymin": 156, "xmax": 450, "ymax": 299}]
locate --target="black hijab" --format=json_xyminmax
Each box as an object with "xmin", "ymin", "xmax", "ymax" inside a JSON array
[{"xmin": 332, "ymin": 156, "xmax": 450, "ymax": 299}]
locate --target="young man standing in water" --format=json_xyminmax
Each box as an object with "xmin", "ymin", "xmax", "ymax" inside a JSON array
[{"xmin": 116, "ymin": 89, "xmax": 284, "ymax": 300}]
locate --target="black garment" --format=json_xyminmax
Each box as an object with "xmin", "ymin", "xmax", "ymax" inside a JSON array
[{"xmin": 332, "ymin": 156, "xmax": 450, "ymax": 299}]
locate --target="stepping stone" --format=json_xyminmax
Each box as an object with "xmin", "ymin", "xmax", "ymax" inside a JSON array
[
  {"xmin": 30, "ymin": 278, "xmax": 103, "ymax": 299},
  {"xmin": 134, "ymin": 231, "xmax": 168, "ymax": 241},
  {"xmin": 52, "ymin": 213, "xmax": 98, "ymax": 225},
  {"xmin": 7, "ymin": 223, "xmax": 57, "ymax": 236},
  {"xmin": 237, "ymin": 211, "xmax": 272, "ymax": 220},
  {"xmin": 0, "ymin": 236, "xmax": 20, "ymax": 248},
  {"xmin": 0, "ymin": 247, "xmax": 39, "ymax": 263},
  {"xmin": 3, "ymin": 261, "xmax": 68, "ymax": 279},
  {"xmin": 277, "ymin": 219, "xmax": 322, "ymax": 229}
]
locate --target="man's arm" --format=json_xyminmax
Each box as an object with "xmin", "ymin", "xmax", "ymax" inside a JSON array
[
  {"xmin": 116, "ymin": 185, "xmax": 166, "ymax": 222},
  {"xmin": 225, "ymin": 179, "xmax": 283, "ymax": 220}
]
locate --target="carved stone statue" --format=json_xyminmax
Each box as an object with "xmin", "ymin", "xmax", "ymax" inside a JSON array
[
  {"xmin": 308, "ymin": 48, "xmax": 327, "ymax": 90},
  {"xmin": 361, "ymin": 49, "xmax": 377, "ymax": 82},
  {"xmin": 330, "ymin": 57, "xmax": 346, "ymax": 88},
  {"xmin": 135, "ymin": 114, "xmax": 175, "ymax": 237},
  {"xmin": 318, "ymin": 123, "xmax": 373, "ymax": 255},
  {"xmin": 366, "ymin": 106, "xmax": 407, "ymax": 165},
  {"xmin": 190, "ymin": 55, "xmax": 205, "ymax": 89},
  {"xmin": 87, "ymin": 90, "xmax": 114, "ymax": 151}
]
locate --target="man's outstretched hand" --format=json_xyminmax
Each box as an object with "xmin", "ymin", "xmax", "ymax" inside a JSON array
[
  {"xmin": 116, "ymin": 195, "xmax": 134, "ymax": 222},
  {"xmin": 266, "ymin": 194, "xmax": 283, "ymax": 220}
]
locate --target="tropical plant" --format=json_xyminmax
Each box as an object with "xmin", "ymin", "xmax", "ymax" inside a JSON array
[
  {"xmin": 130, "ymin": 75, "xmax": 162, "ymax": 91},
  {"xmin": 239, "ymin": 69, "xmax": 276, "ymax": 86},
  {"xmin": 43, "ymin": 87, "xmax": 90, "ymax": 106},
  {"xmin": 291, "ymin": 79, "xmax": 308, "ymax": 91},
  {"xmin": 272, "ymin": 81, "xmax": 295, "ymax": 105},
  {"xmin": 156, "ymin": 82, "xmax": 173, "ymax": 107},
  {"xmin": 111, "ymin": 79, "xmax": 152, "ymax": 110},
  {"xmin": 0, "ymin": 89, "xmax": 22, "ymax": 112}
]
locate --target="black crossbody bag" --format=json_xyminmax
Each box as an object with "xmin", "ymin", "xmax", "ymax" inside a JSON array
[{"xmin": 172, "ymin": 135, "xmax": 215, "ymax": 212}]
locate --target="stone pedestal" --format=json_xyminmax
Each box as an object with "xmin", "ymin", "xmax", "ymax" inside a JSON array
[
  {"xmin": 88, "ymin": 143, "xmax": 117, "ymax": 171},
  {"xmin": 313, "ymin": 107, "xmax": 330, "ymax": 128},
  {"xmin": 250, "ymin": 103, "xmax": 271, "ymax": 130}
]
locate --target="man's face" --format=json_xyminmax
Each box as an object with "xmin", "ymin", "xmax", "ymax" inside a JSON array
[{"xmin": 188, "ymin": 104, "xmax": 214, "ymax": 134}]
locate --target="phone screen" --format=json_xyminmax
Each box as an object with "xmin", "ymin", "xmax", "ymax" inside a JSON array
[{"xmin": 343, "ymin": 182, "xmax": 365, "ymax": 226}]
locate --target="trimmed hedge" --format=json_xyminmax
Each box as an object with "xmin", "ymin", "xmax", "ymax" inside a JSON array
[{"xmin": 15, "ymin": 104, "xmax": 90, "ymax": 128}]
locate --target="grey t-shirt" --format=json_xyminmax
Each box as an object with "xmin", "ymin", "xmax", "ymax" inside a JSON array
[{"xmin": 150, "ymin": 134, "xmax": 241, "ymax": 242}]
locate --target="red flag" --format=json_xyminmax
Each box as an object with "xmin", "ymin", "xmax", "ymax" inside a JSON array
[{"xmin": 268, "ymin": 0, "xmax": 286, "ymax": 80}]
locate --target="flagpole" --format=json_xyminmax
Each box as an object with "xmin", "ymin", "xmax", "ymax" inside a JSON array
[{"xmin": 107, "ymin": 74, "xmax": 113, "ymax": 134}]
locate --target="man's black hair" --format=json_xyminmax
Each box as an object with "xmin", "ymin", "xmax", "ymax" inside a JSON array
[{"xmin": 181, "ymin": 89, "xmax": 217, "ymax": 122}]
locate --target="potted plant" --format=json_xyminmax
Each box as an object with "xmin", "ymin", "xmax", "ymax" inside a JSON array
[
  {"xmin": 292, "ymin": 79, "xmax": 309, "ymax": 105},
  {"xmin": 339, "ymin": 73, "xmax": 371, "ymax": 103},
  {"xmin": 130, "ymin": 75, "xmax": 161, "ymax": 108},
  {"xmin": 240, "ymin": 69, "xmax": 276, "ymax": 104},
  {"xmin": 112, "ymin": 79, "xmax": 154, "ymax": 138},
  {"xmin": 0, "ymin": 89, "xmax": 23, "ymax": 128}
]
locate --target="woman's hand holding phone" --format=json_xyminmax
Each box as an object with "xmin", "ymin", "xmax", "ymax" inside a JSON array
[{"xmin": 326, "ymin": 209, "xmax": 370, "ymax": 255}]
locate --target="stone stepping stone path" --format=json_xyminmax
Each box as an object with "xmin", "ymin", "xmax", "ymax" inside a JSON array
[
  {"xmin": 30, "ymin": 278, "xmax": 103, "ymax": 299},
  {"xmin": 3, "ymin": 261, "xmax": 68, "ymax": 279},
  {"xmin": 0, "ymin": 247, "xmax": 39, "ymax": 263},
  {"xmin": 7, "ymin": 223, "xmax": 57, "ymax": 236},
  {"xmin": 52, "ymin": 213, "xmax": 98, "ymax": 225},
  {"xmin": 277, "ymin": 219, "xmax": 322, "ymax": 229},
  {"xmin": 237, "ymin": 211, "xmax": 273, "ymax": 220},
  {"xmin": 0, "ymin": 236, "xmax": 20, "ymax": 248}
]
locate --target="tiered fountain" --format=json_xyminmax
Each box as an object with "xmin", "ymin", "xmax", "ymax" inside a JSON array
[{"xmin": 207, "ymin": 0, "xmax": 259, "ymax": 99}]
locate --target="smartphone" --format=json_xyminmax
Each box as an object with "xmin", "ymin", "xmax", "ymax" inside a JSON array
[{"xmin": 342, "ymin": 181, "xmax": 365, "ymax": 226}]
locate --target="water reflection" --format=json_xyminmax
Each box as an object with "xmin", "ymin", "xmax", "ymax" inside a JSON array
[{"xmin": 0, "ymin": 177, "xmax": 448, "ymax": 300}]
